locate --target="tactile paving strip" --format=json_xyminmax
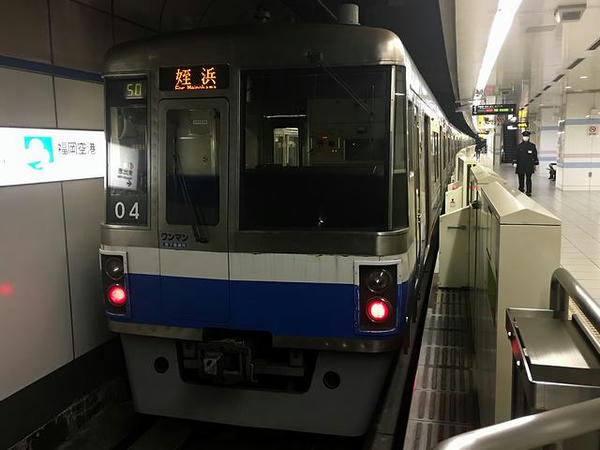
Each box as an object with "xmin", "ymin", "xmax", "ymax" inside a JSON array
[{"xmin": 403, "ymin": 288, "xmax": 479, "ymax": 450}]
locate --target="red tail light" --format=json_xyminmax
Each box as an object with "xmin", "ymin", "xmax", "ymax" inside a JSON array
[
  {"xmin": 108, "ymin": 285, "xmax": 127, "ymax": 306},
  {"xmin": 366, "ymin": 298, "xmax": 390, "ymax": 322}
]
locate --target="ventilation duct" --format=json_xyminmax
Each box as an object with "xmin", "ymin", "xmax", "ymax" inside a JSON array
[{"xmin": 338, "ymin": 3, "xmax": 359, "ymax": 25}]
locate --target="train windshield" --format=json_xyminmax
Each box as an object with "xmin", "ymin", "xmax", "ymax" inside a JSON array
[{"xmin": 240, "ymin": 66, "xmax": 391, "ymax": 230}]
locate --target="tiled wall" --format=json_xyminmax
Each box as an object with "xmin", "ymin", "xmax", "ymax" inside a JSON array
[{"xmin": 0, "ymin": 0, "xmax": 154, "ymax": 401}]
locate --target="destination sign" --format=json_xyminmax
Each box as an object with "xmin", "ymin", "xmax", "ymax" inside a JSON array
[
  {"xmin": 472, "ymin": 104, "xmax": 516, "ymax": 116},
  {"xmin": 159, "ymin": 65, "xmax": 229, "ymax": 91}
]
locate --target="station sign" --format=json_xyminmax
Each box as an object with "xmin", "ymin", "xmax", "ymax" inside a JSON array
[
  {"xmin": 0, "ymin": 127, "xmax": 105, "ymax": 187},
  {"xmin": 472, "ymin": 104, "xmax": 516, "ymax": 116},
  {"xmin": 159, "ymin": 65, "xmax": 230, "ymax": 91}
]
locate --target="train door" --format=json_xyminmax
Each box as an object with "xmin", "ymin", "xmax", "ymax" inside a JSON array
[
  {"xmin": 408, "ymin": 101, "xmax": 422, "ymax": 264},
  {"xmin": 422, "ymin": 114, "xmax": 431, "ymax": 244},
  {"xmin": 431, "ymin": 126, "xmax": 440, "ymax": 220},
  {"xmin": 157, "ymin": 98, "xmax": 230, "ymax": 324}
]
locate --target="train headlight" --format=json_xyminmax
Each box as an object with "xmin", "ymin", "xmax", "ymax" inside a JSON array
[
  {"xmin": 366, "ymin": 269, "xmax": 393, "ymax": 293},
  {"xmin": 366, "ymin": 298, "xmax": 390, "ymax": 322},
  {"xmin": 107, "ymin": 285, "xmax": 127, "ymax": 306},
  {"xmin": 104, "ymin": 257, "xmax": 124, "ymax": 280}
]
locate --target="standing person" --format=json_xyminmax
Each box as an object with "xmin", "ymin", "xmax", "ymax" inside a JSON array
[
  {"xmin": 475, "ymin": 137, "xmax": 483, "ymax": 161},
  {"xmin": 513, "ymin": 130, "xmax": 539, "ymax": 196}
]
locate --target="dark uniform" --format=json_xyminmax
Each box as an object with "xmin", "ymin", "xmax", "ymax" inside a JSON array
[{"xmin": 513, "ymin": 134, "xmax": 538, "ymax": 196}]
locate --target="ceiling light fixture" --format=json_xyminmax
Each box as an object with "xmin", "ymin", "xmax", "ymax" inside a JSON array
[
  {"xmin": 554, "ymin": 4, "xmax": 587, "ymax": 23},
  {"xmin": 475, "ymin": 0, "xmax": 523, "ymax": 95},
  {"xmin": 566, "ymin": 85, "xmax": 572, "ymax": 89},
  {"xmin": 580, "ymin": 75, "xmax": 589, "ymax": 79}
]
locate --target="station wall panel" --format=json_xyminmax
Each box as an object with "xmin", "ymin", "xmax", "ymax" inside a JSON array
[
  {"xmin": 50, "ymin": 0, "xmax": 113, "ymax": 73},
  {"xmin": 55, "ymin": 77, "xmax": 104, "ymax": 130},
  {"xmin": 0, "ymin": 0, "xmax": 52, "ymax": 64},
  {"xmin": 0, "ymin": 183, "xmax": 73, "ymax": 401},
  {"xmin": 0, "ymin": 68, "xmax": 56, "ymax": 128},
  {"xmin": 62, "ymin": 178, "xmax": 111, "ymax": 358}
]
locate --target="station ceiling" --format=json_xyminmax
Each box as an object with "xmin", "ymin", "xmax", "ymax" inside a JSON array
[
  {"xmin": 456, "ymin": 0, "xmax": 600, "ymax": 126},
  {"xmin": 81, "ymin": 0, "xmax": 472, "ymax": 135}
]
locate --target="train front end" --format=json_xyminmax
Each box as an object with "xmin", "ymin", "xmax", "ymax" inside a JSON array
[{"xmin": 99, "ymin": 24, "xmax": 415, "ymax": 436}]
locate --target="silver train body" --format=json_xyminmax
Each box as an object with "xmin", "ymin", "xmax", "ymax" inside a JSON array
[{"xmin": 99, "ymin": 23, "xmax": 472, "ymax": 436}]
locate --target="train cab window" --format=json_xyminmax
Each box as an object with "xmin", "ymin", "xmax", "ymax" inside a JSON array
[
  {"xmin": 241, "ymin": 66, "xmax": 390, "ymax": 230},
  {"xmin": 105, "ymin": 78, "xmax": 148, "ymax": 226},
  {"xmin": 165, "ymin": 108, "xmax": 220, "ymax": 226}
]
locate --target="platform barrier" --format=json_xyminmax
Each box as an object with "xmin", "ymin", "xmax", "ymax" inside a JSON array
[
  {"xmin": 439, "ymin": 160, "xmax": 562, "ymax": 426},
  {"xmin": 435, "ymin": 268, "xmax": 600, "ymax": 450}
]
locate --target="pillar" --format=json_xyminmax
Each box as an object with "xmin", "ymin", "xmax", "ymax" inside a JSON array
[{"xmin": 556, "ymin": 92, "xmax": 600, "ymax": 190}]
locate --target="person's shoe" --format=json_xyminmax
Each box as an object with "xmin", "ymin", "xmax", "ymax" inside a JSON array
[
  {"xmin": 518, "ymin": 188, "xmax": 525, "ymax": 192},
  {"xmin": 526, "ymin": 192, "xmax": 532, "ymax": 197}
]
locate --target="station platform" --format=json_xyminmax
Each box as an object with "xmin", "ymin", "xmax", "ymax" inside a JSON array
[
  {"xmin": 403, "ymin": 281, "xmax": 479, "ymax": 449},
  {"xmin": 497, "ymin": 164, "xmax": 600, "ymax": 306}
]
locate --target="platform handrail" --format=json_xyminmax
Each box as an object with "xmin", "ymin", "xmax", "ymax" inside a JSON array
[
  {"xmin": 435, "ymin": 267, "xmax": 600, "ymax": 449},
  {"xmin": 550, "ymin": 267, "xmax": 600, "ymax": 332},
  {"xmin": 434, "ymin": 396, "xmax": 600, "ymax": 450}
]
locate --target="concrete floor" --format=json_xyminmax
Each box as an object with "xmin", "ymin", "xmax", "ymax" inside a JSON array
[{"xmin": 496, "ymin": 163, "xmax": 600, "ymax": 304}]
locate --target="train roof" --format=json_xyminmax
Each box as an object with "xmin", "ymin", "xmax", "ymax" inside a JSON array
[
  {"xmin": 104, "ymin": 23, "xmax": 407, "ymax": 73},
  {"xmin": 104, "ymin": 22, "xmax": 469, "ymax": 138}
]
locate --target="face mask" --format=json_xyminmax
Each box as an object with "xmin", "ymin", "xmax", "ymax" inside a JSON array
[{"xmin": 523, "ymin": 136, "xmax": 530, "ymax": 142}]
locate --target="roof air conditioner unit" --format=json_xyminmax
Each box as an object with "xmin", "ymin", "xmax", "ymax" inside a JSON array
[{"xmin": 554, "ymin": 4, "xmax": 586, "ymax": 23}]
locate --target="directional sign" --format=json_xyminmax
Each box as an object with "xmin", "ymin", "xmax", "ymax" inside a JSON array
[
  {"xmin": 472, "ymin": 104, "xmax": 517, "ymax": 116},
  {"xmin": 0, "ymin": 127, "xmax": 105, "ymax": 187},
  {"xmin": 107, "ymin": 144, "xmax": 138, "ymax": 191}
]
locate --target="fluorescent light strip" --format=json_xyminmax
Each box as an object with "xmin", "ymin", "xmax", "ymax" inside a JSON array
[{"xmin": 475, "ymin": 0, "xmax": 523, "ymax": 94}]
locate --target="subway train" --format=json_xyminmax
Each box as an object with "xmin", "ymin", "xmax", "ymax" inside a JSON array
[{"xmin": 99, "ymin": 23, "xmax": 472, "ymax": 436}]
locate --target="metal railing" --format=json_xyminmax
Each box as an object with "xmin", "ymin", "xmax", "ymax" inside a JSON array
[
  {"xmin": 434, "ymin": 397, "xmax": 600, "ymax": 450},
  {"xmin": 434, "ymin": 268, "xmax": 600, "ymax": 450},
  {"xmin": 551, "ymin": 267, "xmax": 600, "ymax": 337}
]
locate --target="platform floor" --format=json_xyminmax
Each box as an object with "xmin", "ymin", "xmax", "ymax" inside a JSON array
[
  {"xmin": 403, "ymin": 285, "xmax": 478, "ymax": 449},
  {"xmin": 498, "ymin": 164, "xmax": 600, "ymax": 305}
]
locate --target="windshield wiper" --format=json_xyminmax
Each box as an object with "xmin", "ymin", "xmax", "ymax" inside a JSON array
[
  {"xmin": 172, "ymin": 150, "xmax": 209, "ymax": 243},
  {"xmin": 307, "ymin": 51, "xmax": 372, "ymax": 115}
]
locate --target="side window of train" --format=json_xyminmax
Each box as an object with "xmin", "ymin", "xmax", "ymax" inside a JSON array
[
  {"xmin": 165, "ymin": 108, "xmax": 221, "ymax": 226},
  {"xmin": 105, "ymin": 78, "xmax": 149, "ymax": 226},
  {"xmin": 432, "ymin": 131, "xmax": 439, "ymax": 182},
  {"xmin": 407, "ymin": 100, "xmax": 414, "ymax": 166},
  {"xmin": 392, "ymin": 67, "xmax": 408, "ymax": 228}
]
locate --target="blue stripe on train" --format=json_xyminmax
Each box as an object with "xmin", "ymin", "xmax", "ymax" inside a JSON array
[{"xmin": 113, "ymin": 274, "xmax": 410, "ymax": 339}]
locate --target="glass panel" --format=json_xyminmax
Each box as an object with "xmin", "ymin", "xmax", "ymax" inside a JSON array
[
  {"xmin": 392, "ymin": 67, "xmax": 408, "ymax": 228},
  {"xmin": 273, "ymin": 127, "xmax": 299, "ymax": 166},
  {"xmin": 433, "ymin": 131, "xmax": 439, "ymax": 181},
  {"xmin": 241, "ymin": 66, "xmax": 390, "ymax": 230},
  {"xmin": 165, "ymin": 108, "xmax": 220, "ymax": 226},
  {"xmin": 105, "ymin": 78, "xmax": 148, "ymax": 226}
]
